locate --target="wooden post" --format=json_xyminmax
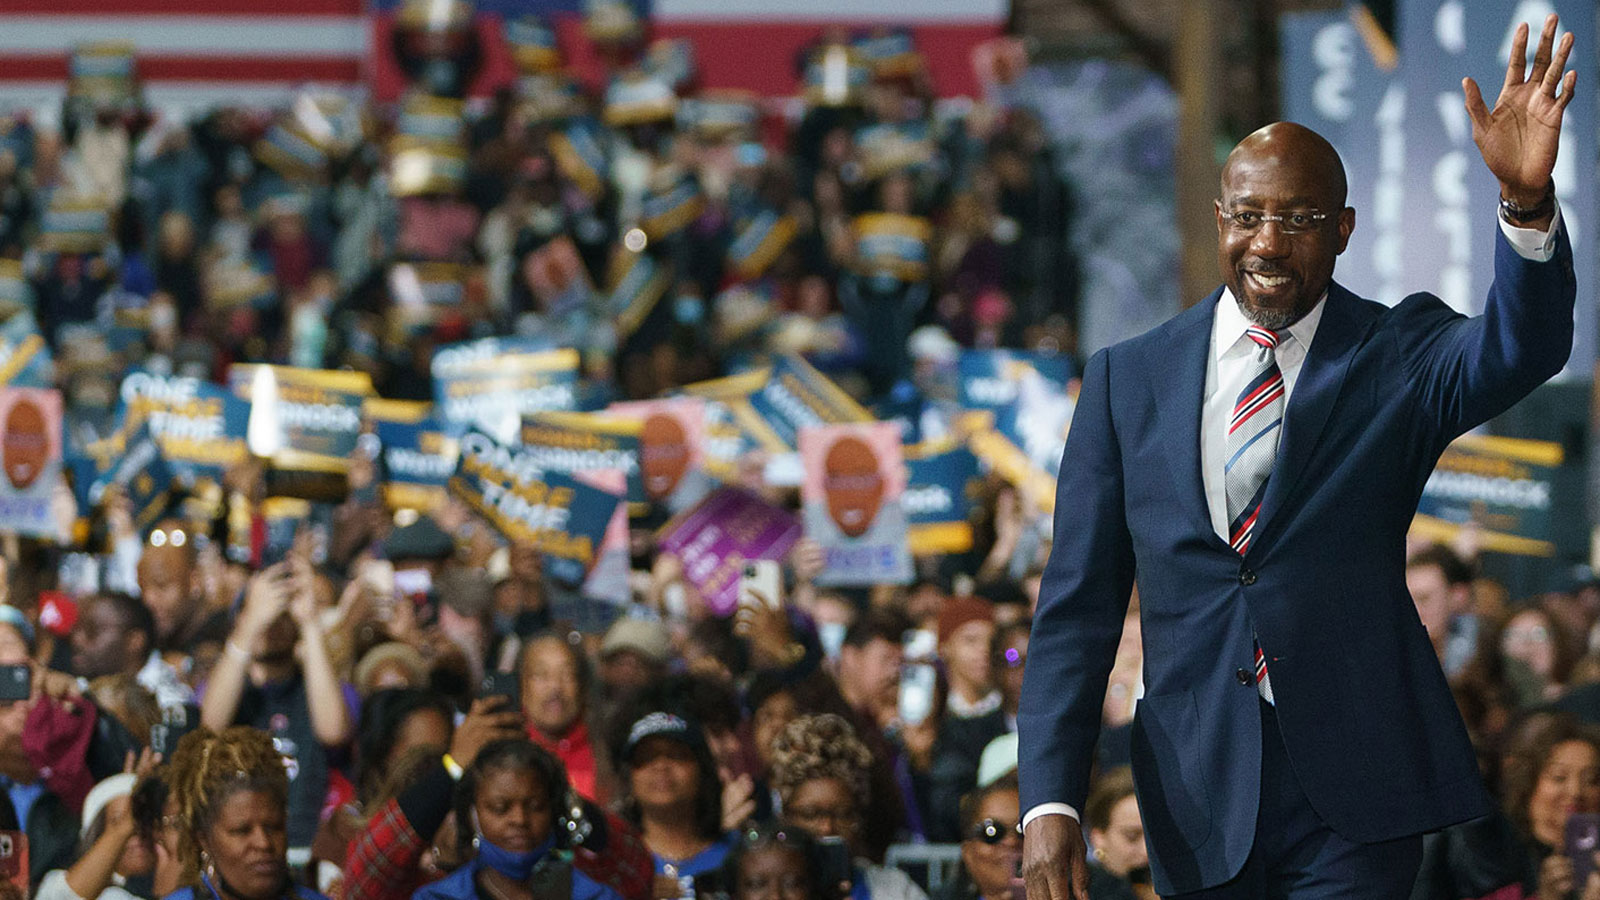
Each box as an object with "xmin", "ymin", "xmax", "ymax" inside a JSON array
[{"xmin": 1174, "ymin": 0, "xmax": 1223, "ymax": 308}]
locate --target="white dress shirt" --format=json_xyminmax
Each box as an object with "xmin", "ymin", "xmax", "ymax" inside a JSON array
[{"xmin": 1023, "ymin": 207, "xmax": 1562, "ymax": 828}]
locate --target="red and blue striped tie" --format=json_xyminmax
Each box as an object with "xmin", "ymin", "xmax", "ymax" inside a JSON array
[{"xmin": 1227, "ymin": 325, "xmax": 1283, "ymax": 703}]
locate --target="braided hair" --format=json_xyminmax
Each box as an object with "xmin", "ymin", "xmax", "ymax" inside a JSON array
[{"xmin": 165, "ymin": 726, "xmax": 289, "ymax": 886}]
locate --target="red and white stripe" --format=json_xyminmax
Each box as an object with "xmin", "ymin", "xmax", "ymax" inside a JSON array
[
  {"xmin": 0, "ymin": 0, "xmax": 366, "ymax": 117},
  {"xmin": 649, "ymin": 0, "xmax": 1006, "ymax": 97}
]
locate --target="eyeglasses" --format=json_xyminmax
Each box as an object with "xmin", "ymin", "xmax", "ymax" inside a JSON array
[
  {"xmin": 148, "ymin": 528, "xmax": 187, "ymax": 549},
  {"xmin": 968, "ymin": 818, "xmax": 1022, "ymax": 844},
  {"xmin": 785, "ymin": 805, "xmax": 858, "ymax": 830},
  {"xmin": 1218, "ymin": 208, "xmax": 1329, "ymax": 235}
]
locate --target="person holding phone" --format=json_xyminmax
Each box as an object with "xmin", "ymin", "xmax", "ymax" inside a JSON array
[
  {"xmin": 199, "ymin": 561, "xmax": 356, "ymax": 870},
  {"xmin": 1500, "ymin": 713, "xmax": 1600, "ymax": 899},
  {"xmin": 769, "ymin": 714, "xmax": 927, "ymax": 900}
]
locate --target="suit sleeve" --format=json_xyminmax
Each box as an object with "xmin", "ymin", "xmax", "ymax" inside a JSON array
[
  {"xmin": 1397, "ymin": 222, "xmax": 1576, "ymax": 441},
  {"xmin": 1017, "ymin": 347, "xmax": 1137, "ymax": 815}
]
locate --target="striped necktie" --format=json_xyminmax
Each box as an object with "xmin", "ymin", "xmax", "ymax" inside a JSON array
[{"xmin": 1226, "ymin": 325, "xmax": 1284, "ymax": 703}]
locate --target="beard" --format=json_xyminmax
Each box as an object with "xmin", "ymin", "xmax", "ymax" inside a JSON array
[{"xmin": 1234, "ymin": 290, "xmax": 1314, "ymax": 331}]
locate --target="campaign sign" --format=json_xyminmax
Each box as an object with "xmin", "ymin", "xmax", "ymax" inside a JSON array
[
  {"xmin": 1414, "ymin": 433, "xmax": 1564, "ymax": 557},
  {"xmin": 0, "ymin": 387, "xmax": 62, "ymax": 538},
  {"xmin": 904, "ymin": 442, "xmax": 982, "ymax": 554},
  {"xmin": 0, "ymin": 312, "xmax": 53, "ymax": 388},
  {"xmin": 958, "ymin": 350, "xmax": 1076, "ymax": 514},
  {"xmin": 736, "ymin": 350, "xmax": 876, "ymax": 448},
  {"xmin": 574, "ymin": 468, "xmax": 631, "ymax": 607},
  {"xmin": 229, "ymin": 365, "xmax": 373, "ymax": 472},
  {"xmin": 117, "ymin": 371, "xmax": 251, "ymax": 484},
  {"xmin": 800, "ymin": 422, "xmax": 912, "ymax": 587},
  {"xmin": 657, "ymin": 487, "xmax": 802, "ymax": 616},
  {"xmin": 368, "ymin": 399, "xmax": 457, "ymax": 512},
  {"xmin": 520, "ymin": 411, "xmax": 646, "ymax": 512},
  {"xmin": 433, "ymin": 340, "xmax": 579, "ymax": 444},
  {"xmin": 90, "ymin": 423, "xmax": 173, "ymax": 534},
  {"xmin": 607, "ymin": 397, "xmax": 713, "ymax": 513},
  {"xmin": 450, "ymin": 429, "xmax": 621, "ymax": 585}
]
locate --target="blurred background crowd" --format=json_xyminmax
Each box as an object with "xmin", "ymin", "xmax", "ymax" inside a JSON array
[{"xmin": 0, "ymin": 0, "xmax": 1593, "ymax": 899}]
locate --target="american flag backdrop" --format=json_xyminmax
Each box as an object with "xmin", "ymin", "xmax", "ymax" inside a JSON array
[
  {"xmin": 0, "ymin": 0, "xmax": 1006, "ymax": 115},
  {"xmin": 0, "ymin": 0, "xmax": 369, "ymax": 116}
]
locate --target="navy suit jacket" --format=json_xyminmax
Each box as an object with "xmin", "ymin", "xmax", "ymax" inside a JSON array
[{"xmin": 1018, "ymin": 226, "xmax": 1576, "ymax": 896}]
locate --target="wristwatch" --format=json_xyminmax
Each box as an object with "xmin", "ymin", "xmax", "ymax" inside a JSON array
[{"xmin": 1499, "ymin": 182, "xmax": 1556, "ymax": 225}]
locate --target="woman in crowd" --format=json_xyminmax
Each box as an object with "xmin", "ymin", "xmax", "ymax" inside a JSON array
[
  {"xmin": 1500, "ymin": 606, "xmax": 1580, "ymax": 707},
  {"xmin": 1081, "ymin": 769, "xmax": 1150, "ymax": 900},
  {"xmin": 769, "ymin": 715, "xmax": 926, "ymax": 900},
  {"xmin": 721, "ymin": 823, "xmax": 826, "ymax": 900},
  {"xmin": 1500, "ymin": 713, "xmax": 1600, "ymax": 898},
  {"xmin": 940, "ymin": 774, "xmax": 1021, "ymax": 900},
  {"xmin": 616, "ymin": 709, "xmax": 736, "ymax": 892},
  {"xmin": 161, "ymin": 726, "xmax": 325, "ymax": 900},
  {"xmin": 38, "ymin": 773, "xmax": 155, "ymax": 900},
  {"xmin": 311, "ymin": 688, "xmax": 456, "ymax": 894},
  {"xmin": 412, "ymin": 738, "xmax": 626, "ymax": 900}
]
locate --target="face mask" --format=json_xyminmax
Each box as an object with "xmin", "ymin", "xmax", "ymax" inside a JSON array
[{"xmin": 475, "ymin": 834, "xmax": 556, "ymax": 880}]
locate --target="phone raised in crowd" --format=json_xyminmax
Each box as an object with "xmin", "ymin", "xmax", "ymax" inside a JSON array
[
  {"xmin": 898, "ymin": 628, "xmax": 938, "ymax": 726},
  {"xmin": 815, "ymin": 836, "xmax": 853, "ymax": 900},
  {"xmin": 479, "ymin": 671, "xmax": 521, "ymax": 711},
  {"xmin": 738, "ymin": 560, "xmax": 783, "ymax": 612},
  {"xmin": 0, "ymin": 665, "xmax": 30, "ymax": 703},
  {"xmin": 1568, "ymin": 812, "xmax": 1600, "ymax": 888}
]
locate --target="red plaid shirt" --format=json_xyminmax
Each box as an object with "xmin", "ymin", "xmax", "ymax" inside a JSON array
[{"xmin": 339, "ymin": 799, "xmax": 432, "ymax": 900}]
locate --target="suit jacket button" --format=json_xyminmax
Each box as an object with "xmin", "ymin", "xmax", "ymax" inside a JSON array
[
  {"xmin": 1235, "ymin": 667, "xmax": 1251, "ymax": 685},
  {"xmin": 1239, "ymin": 567, "xmax": 1257, "ymax": 585}
]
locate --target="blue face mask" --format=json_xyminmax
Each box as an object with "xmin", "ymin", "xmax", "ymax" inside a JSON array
[{"xmin": 476, "ymin": 834, "xmax": 556, "ymax": 880}]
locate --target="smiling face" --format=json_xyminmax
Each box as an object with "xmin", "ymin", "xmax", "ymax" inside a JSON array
[
  {"xmin": 1215, "ymin": 123, "xmax": 1354, "ymax": 330},
  {"xmin": 822, "ymin": 436, "xmax": 884, "ymax": 538}
]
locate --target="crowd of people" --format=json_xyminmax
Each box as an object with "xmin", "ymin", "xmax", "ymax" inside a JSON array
[{"xmin": 0, "ymin": 3, "xmax": 1591, "ymax": 900}]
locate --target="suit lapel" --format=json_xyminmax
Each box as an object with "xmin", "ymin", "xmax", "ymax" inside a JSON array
[
  {"xmin": 1152, "ymin": 289, "xmax": 1228, "ymax": 551},
  {"xmin": 1250, "ymin": 283, "xmax": 1369, "ymax": 552}
]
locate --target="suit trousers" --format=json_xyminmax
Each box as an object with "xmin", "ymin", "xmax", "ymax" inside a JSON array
[{"xmin": 1169, "ymin": 700, "xmax": 1423, "ymax": 899}]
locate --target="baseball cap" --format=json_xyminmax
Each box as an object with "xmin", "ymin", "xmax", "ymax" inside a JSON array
[
  {"xmin": 623, "ymin": 710, "xmax": 706, "ymax": 763},
  {"xmin": 601, "ymin": 618, "xmax": 672, "ymax": 666},
  {"xmin": 976, "ymin": 732, "xmax": 1018, "ymax": 788}
]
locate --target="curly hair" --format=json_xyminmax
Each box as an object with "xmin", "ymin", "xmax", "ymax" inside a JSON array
[
  {"xmin": 768, "ymin": 714, "xmax": 872, "ymax": 805},
  {"xmin": 165, "ymin": 726, "xmax": 289, "ymax": 886}
]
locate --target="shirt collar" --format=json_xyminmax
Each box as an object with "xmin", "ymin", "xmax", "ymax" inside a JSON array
[{"xmin": 1215, "ymin": 287, "xmax": 1329, "ymax": 361}]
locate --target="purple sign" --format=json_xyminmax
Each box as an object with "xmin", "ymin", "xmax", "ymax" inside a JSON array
[{"xmin": 658, "ymin": 486, "xmax": 802, "ymax": 615}]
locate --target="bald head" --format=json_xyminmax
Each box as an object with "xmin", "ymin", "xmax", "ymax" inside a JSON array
[
  {"xmin": 1223, "ymin": 122, "xmax": 1348, "ymax": 210},
  {"xmin": 1215, "ymin": 122, "xmax": 1355, "ymax": 331}
]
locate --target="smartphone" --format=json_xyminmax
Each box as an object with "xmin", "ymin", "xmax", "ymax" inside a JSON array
[
  {"xmin": 480, "ymin": 671, "xmax": 521, "ymax": 710},
  {"xmin": 1568, "ymin": 812, "xmax": 1600, "ymax": 887},
  {"xmin": 898, "ymin": 661, "xmax": 937, "ymax": 727},
  {"xmin": 738, "ymin": 560, "xmax": 783, "ymax": 612},
  {"xmin": 815, "ymin": 835, "xmax": 853, "ymax": 899},
  {"xmin": 0, "ymin": 831, "xmax": 26, "ymax": 893},
  {"xmin": 0, "ymin": 665, "xmax": 30, "ymax": 703},
  {"xmin": 360, "ymin": 560, "xmax": 397, "ymax": 621},
  {"xmin": 149, "ymin": 703, "xmax": 200, "ymax": 758}
]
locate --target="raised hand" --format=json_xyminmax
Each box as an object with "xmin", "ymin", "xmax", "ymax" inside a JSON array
[{"xmin": 1462, "ymin": 13, "xmax": 1576, "ymax": 207}]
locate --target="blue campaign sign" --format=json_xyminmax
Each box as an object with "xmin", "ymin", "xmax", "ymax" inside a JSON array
[
  {"xmin": 1399, "ymin": 0, "xmax": 1595, "ymax": 371},
  {"xmin": 1279, "ymin": 9, "xmax": 1407, "ymax": 307}
]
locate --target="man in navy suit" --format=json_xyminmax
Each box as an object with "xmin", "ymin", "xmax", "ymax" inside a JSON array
[{"xmin": 1019, "ymin": 15, "xmax": 1578, "ymax": 900}]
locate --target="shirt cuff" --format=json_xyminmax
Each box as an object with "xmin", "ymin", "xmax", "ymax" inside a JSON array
[
  {"xmin": 1023, "ymin": 803, "xmax": 1081, "ymax": 827},
  {"xmin": 1498, "ymin": 200, "xmax": 1562, "ymax": 262}
]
